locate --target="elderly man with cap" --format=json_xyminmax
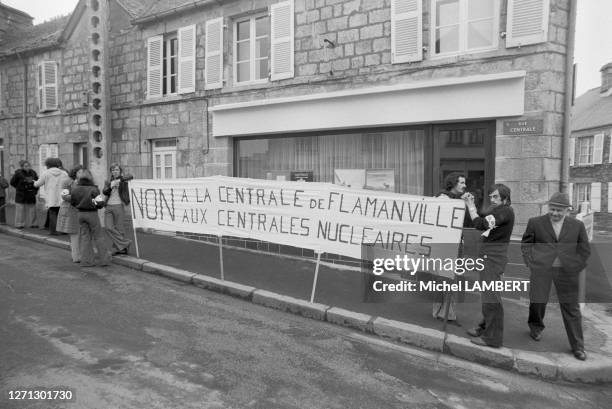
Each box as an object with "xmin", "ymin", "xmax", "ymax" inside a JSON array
[{"xmin": 521, "ymin": 192, "xmax": 591, "ymax": 360}]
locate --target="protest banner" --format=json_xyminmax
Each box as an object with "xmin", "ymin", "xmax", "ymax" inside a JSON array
[{"xmin": 129, "ymin": 176, "xmax": 465, "ymax": 263}]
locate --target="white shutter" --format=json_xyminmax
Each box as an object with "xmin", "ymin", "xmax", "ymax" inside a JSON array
[
  {"xmin": 569, "ymin": 137, "xmax": 575, "ymax": 167},
  {"xmin": 591, "ymin": 182, "xmax": 601, "ymax": 212},
  {"xmin": 608, "ymin": 182, "xmax": 612, "ymax": 213},
  {"xmin": 38, "ymin": 61, "xmax": 58, "ymax": 111},
  {"xmin": 271, "ymin": 1, "xmax": 294, "ymax": 81},
  {"xmin": 593, "ymin": 133, "xmax": 604, "ymax": 164},
  {"xmin": 147, "ymin": 35, "xmax": 163, "ymax": 99},
  {"xmin": 205, "ymin": 18, "xmax": 224, "ymax": 90},
  {"xmin": 506, "ymin": 0, "xmax": 550, "ymax": 48},
  {"xmin": 391, "ymin": 0, "xmax": 422, "ymax": 63},
  {"xmin": 178, "ymin": 25, "xmax": 196, "ymax": 94},
  {"xmin": 568, "ymin": 182, "xmax": 573, "ymax": 209}
]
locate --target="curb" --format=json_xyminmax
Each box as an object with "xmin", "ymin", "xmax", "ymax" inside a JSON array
[{"xmin": 2, "ymin": 225, "xmax": 612, "ymax": 384}]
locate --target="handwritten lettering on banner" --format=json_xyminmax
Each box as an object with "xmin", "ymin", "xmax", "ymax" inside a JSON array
[{"xmin": 129, "ymin": 176, "xmax": 465, "ymax": 260}]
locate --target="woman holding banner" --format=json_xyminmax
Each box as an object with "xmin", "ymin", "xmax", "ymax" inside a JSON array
[{"xmin": 103, "ymin": 163, "xmax": 133, "ymax": 255}]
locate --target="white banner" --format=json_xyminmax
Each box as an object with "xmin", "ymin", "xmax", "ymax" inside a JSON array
[{"xmin": 129, "ymin": 176, "xmax": 465, "ymax": 260}]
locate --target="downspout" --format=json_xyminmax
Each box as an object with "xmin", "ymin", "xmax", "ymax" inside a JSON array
[
  {"xmin": 15, "ymin": 51, "xmax": 28, "ymax": 161},
  {"xmin": 560, "ymin": 0, "xmax": 578, "ymax": 193}
]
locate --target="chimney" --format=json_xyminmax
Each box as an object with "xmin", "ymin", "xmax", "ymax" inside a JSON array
[
  {"xmin": 601, "ymin": 62, "xmax": 612, "ymax": 94},
  {"xmin": 0, "ymin": 3, "xmax": 34, "ymax": 39}
]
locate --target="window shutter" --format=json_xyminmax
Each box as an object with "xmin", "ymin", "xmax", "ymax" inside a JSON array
[
  {"xmin": 391, "ymin": 0, "xmax": 422, "ymax": 63},
  {"xmin": 178, "ymin": 25, "xmax": 196, "ymax": 94},
  {"xmin": 568, "ymin": 182, "xmax": 573, "ymax": 209},
  {"xmin": 569, "ymin": 137, "xmax": 575, "ymax": 167},
  {"xmin": 506, "ymin": 0, "xmax": 550, "ymax": 48},
  {"xmin": 147, "ymin": 36, "xmax": 163, "ymax": 99},
  {"xmin": 205, "ymin": 18, "xmax": 224, "ymax": 90},
  {"xmin": 591, "ymin": 182, "xmax": 601, "ymax": 212},
  {"xmin": 270, "ymin": 0, "xmax": 294, "ymax": 81},
  {"xmin": 38, "ymin": 61, "xmax": 58, "ymax": 111},
  {"xmin": 593, "ymin": 133, "xmax": 604, "ymax": 164}
]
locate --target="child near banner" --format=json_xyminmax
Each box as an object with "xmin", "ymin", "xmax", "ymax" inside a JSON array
[
  {"xmin": 70, "ymin": 169, "xmax": 110, "ymax": 267},
  {"xmin": 102, "ymin": 163, "xmax": 133, "ymax": 255}
]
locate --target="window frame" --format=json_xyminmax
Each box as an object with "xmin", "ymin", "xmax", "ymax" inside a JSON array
[
  {"xmin": 430, "ymin": 0, "xmax": 500, "ymax": 59},
  {"xmin": 577, "ymin": 135, "xmax": 594, "ymax": 166},
  {"xmin": 162, "ymin": 34, "xmax": 179, "ymax": 96},
  {"xmin": 233, "ymin": 12, "xmax": 271, "ymax": 86},
  {"xmin": 152, "ymin": 139, "xmax": 177, "ymax": 180},
  {"xmin": 574, "ymin": 183, "xmax": 591, "ymax": 208}
]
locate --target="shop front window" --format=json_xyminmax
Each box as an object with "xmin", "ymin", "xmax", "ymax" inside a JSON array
[{"xmin": 235, "ymin": 129, "xmax": 425, "ymax": 195}]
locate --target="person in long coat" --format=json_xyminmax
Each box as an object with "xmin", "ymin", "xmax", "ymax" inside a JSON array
[
  {"xmin": 34, "ymin": 158, "xmax": 69, "ymax": 235},
  {"xmin": 10, "ymin": 160, "xmax": 39, "ymax": 229},
  {"xmin": 57, "ymin": 165, "xmax": 83, "ymax": 262}
]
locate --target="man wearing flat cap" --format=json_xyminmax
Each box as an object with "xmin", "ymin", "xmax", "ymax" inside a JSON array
[{"xmin": 521, "ymin": 192, "xmax": 591, "ymax": 360}]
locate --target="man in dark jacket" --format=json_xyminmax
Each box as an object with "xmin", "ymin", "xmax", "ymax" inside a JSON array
[
  {"xmin": 521, "ymin": 192, "xmax": 590, "ymax": 360},
  {"xmin": 464, "ymin": 184, "xmax": 515, "ymax": 348},
  {"xmin": 10, "ymin": 160, "xmax": 39, "ymax": 229}
]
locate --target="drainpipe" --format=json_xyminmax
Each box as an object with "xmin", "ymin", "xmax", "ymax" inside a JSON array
[
  {"xmin": 15, "ymin": 51, "xmax": 28, "ymax": 161},
  {"xmin": 560, "ymin": 0, "xmax": 577, "ymax": 193}
]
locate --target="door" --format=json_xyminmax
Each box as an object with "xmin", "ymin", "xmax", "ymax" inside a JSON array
[{"xmin": 432, "ymin": 122, "xmax": 495, "ymax": 210}]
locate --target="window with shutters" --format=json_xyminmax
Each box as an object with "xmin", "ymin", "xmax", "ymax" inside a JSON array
[
  {"xmin": 430, "ymin": 0, "xmax": 500, "ymax": 57},
  {"xmin": 573, "ymin": 183, "xmax": 590, "ymax": 208},
  {"xmin": 147, "ymin": 25, "xmax": 195, "ymax": 99},
  {"xmin": 577, "ymin": 136, "xmax": 594, "ymax": 166},
  {"xmin": 37, "ymin": 61, "xmax": 59, "ymax": 112},
  {"xmin": 233, "ymin": 13, "xmax": 270, "ymax": 85}
]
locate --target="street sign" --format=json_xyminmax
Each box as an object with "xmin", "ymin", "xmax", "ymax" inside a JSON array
[{"xmin": 503, "ymin": 119, "xmax": 543, "ymax": 135}]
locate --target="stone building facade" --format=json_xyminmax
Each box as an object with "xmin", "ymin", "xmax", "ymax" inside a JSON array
[
  {"xmin": 570, "ymin": 62, "xmax": 612, "ymax": 231},
  {"xmin": 1, "ymin": 0, "xmax": 575, "ymax": 254}
]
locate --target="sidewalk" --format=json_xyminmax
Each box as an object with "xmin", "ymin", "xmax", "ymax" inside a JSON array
[{"xmin": 2, "ymin": 222, "xmax": 612, "ymax": 384}]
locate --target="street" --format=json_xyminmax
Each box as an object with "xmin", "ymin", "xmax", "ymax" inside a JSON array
[{"xmin": 1, "ymin": 234, "xmax": 611, "ymax": 409}]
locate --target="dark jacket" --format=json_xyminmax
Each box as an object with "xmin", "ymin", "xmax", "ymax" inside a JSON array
[
  {"xmin": 70, "ymin": 180, "xmax": 102, "ymax": 212},
  {"xmin": 10, "ymin": 169, "xmax": 39, "ymax": 204},
  {"xmin": 102, "ymin": 174, "xmax": 133, "ymax": 205},
  {"xmin": 472, "ymin": 204, "xmax": 515, "ymax": 268},
  {"xmin": 0, "ymin": 176, "xmax": 8, "ymax": 198},
  {"xmin": 521, "ymin": 215, "xmax": 590, "ymax": 274}
]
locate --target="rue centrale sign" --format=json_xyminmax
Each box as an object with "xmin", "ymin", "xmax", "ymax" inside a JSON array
[{"xmin": 503, "ymin": 119, "xmax": 544, "ymax": 135}]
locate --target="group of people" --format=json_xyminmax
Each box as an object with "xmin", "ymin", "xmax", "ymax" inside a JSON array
[
  {"xmin": 3, "ymin": 159, "xmax": 133, "ymax": 267},
  {"xmin": 437, "ymin": 173, "xmax": 590, "ymax": 361}
]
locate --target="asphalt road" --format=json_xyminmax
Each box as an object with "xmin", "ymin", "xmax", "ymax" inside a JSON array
[{"xmin": 1, "ymin": 234, "xmax": 611, "ymax": 409}]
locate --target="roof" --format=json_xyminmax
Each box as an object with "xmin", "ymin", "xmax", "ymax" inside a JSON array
[
  {"xmin": 0, "ymin": 14, "xmax": 69, "ymax": 56},
  {"xmin": 131, "ymin": 0, "xmax": 217, "ymax": 24},
  {"xmin": 0, "ymin": 2, "xmax": 33, "ymax": 20},
  {"xmin": 571, "ymin": 87, "xmax": 612, "ymax": 132},
  {"xmin": 116, "ymin": 0, "xmax": 160, "ymax": 19}
]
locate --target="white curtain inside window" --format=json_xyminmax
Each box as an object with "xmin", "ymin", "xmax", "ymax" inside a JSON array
[{"xmin": 237, "ymin": 129, "xmax": 425, "ymax": 195}]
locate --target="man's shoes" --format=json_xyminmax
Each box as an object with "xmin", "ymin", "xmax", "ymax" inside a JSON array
[
  {"xmin": 113, "ymin": 248, "xmax": 128, "ymax": 256},
  {"xmin": 573, "ymin": 349, "xmax": 587, "ymax": 361},
  {"xmin": 530, "ymin": 330, "xmax": 542, "ymax": 341},
  {"xmin": 467, "ymin": 327, "xmax": 483, "ymax": 337},
  {"xmin": 470, "ymin": 337, "xmax": 501, "ymax": 348},
  {"xmin": 16, "ymin": 226, "xmax": 24, "ymax": 229}
]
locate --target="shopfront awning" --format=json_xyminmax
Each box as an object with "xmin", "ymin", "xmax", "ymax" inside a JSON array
[{"xmin": 209, "ymin": 71, "xmax": 526, "ymax": 137}]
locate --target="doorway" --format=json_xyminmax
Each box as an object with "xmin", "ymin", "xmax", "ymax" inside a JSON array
[{"xmin": 432, "ymin": 122, "xmax": 495, "ymax": 211}]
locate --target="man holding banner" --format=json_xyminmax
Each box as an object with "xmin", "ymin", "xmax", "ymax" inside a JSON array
[{"xmin": 464, "ymin": 184, "xmax": 515, "ymax": 348}]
